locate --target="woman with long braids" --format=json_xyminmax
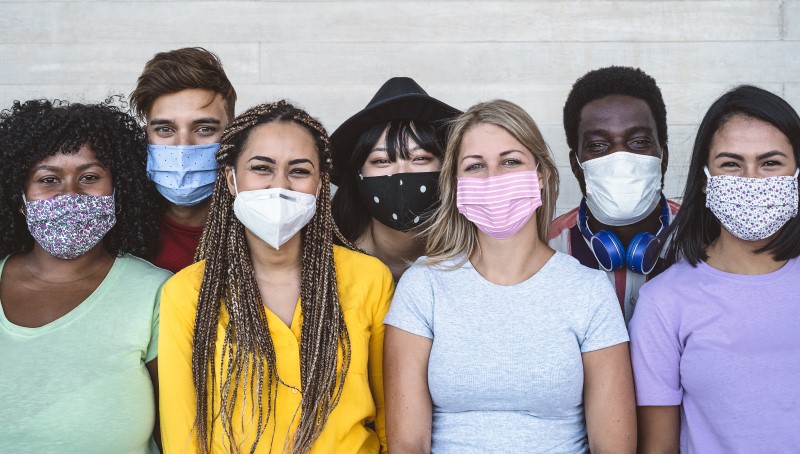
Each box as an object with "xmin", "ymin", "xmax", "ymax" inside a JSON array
[{"xmin": 159, "ymin": 100, "xmax": 394, "ymax": 453}]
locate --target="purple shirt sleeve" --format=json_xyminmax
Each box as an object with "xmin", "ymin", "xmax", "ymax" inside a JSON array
[{"xmin": 628, "ymin": 287, "xmax": 683, "ymax": 406}]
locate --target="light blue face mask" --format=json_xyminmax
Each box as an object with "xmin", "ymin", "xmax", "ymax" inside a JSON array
[{"xmin": 146, "ymin": 143, "xmax": 220, "ymax": 206}]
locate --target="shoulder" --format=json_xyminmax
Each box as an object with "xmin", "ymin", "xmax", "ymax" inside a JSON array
[
  {"xmin": 116, "ymin": 254, "xmax": 173, "ymax": 287},
  {"xmin": 333, "ymin": 245, "xmax": 394, "ymax": 312},
  {"xmin": 333, "ymin": 245, "xmax": 392, "ymax": 282},
  {"xmin": 161, "ymin": 260, "xmax": 205, "ymax": 307},
  {"xmin": 666, "ymin": 198, "xmax": 681, "ymax": 217},
  {"xmin": 640, "ymin": 259, "xmax": 697, "ymax": 295},
  {"xmin": 549, "ymin": 207, "xmax": 579, "ymax": 241},
  {"xmin": 547, "ymin": 251, "xmax": 606, "ymax": 282}
]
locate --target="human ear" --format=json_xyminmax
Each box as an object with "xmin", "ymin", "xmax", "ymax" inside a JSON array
[{"xmin": 225, "ymin": 166, "xmax": 237, "ymax": 196}]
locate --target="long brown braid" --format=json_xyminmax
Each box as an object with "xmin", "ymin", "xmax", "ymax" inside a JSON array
[{"xmin": 192, "ymin": 100, "xmax": 357, "ymax": 454}]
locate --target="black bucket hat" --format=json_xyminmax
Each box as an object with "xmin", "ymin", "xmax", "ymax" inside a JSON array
[{"xmin": 330, "ymin": 77, "xmax": 461, "ymax": 184}]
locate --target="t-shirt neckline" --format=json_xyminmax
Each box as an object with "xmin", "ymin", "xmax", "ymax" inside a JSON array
[
  {"xmin": 464, "ymin": 250, "xmax": 561, "ymax": 289},
  {"xmin": 0, "ymin": 255, "xmax": 126, "ymax": 336},
  {"xmin": 697, "ymin": 256, "xmax": 798, "ymax": 284}
]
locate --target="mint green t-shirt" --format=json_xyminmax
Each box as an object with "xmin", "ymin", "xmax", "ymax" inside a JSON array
[{"xmin": 0, "ymin": 254, "xmax": 171, "ymax": 454}]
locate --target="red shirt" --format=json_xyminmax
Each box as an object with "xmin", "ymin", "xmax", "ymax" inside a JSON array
[{"xmin": 152, "ymin": 215, "xmax": 204, "ymax": 273}]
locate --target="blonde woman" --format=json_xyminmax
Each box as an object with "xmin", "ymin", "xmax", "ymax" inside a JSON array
[
  {"xmin": 384, "ymin": 100, "xmax": 636, "ymax": 453},
  {"xmin": 158, "ymin": 101, "xmax": 394, "ymax": 453}
]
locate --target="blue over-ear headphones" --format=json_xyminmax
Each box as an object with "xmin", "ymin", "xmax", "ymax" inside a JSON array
[{"xmin": 577, "ymin": 195, "xmax": 669, "ymax": 274}]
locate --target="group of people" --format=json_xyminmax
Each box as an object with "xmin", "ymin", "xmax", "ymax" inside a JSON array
[{"xmin": 0, "ymin": 46, "xmax": 797, "ymax": 454}]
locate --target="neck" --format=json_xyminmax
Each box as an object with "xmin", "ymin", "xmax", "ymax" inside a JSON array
[
  {"xmin": 22, "ymin": 242, "xmax": 115, "ymax": 283},
  {"xmin": 357, "ymin": 220, "xmax": 426, "ymax": 281},
  {"xmin": 246, "ymin": 229, "xmax": 303, "ymax": 281},
  {"xmin": 705, "ymin": 229, "xmax": 788, "ymax": 275},
  {"xmin": 165, "ymin": 198, "xmax": 211, "ymax": 227},
  {"xmin": 587, "ymin": 200, "xmax": 664, "ymax": 248},
  {"xmin": 470, "ymin": 218, "xmax": 554, "ymax": 286}
]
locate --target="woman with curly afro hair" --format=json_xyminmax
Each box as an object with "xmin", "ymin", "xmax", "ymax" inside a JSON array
[{"xmin": 0, "ymin": 98, "xmax": 170, "ymax": 453}]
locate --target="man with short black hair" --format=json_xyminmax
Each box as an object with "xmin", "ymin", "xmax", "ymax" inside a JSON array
[
  {"xmin": 130, "ymin": 47, "xmax": 236, "ymax": 272},
  {"xmin": 550, "ymin": 66, "xmax": 680, "ymax": 323}
]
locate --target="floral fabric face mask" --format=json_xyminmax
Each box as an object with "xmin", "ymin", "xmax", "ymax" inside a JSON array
[
  {"xmin": 704, "ymin": 166, "xmax": 799, "ymax": 241},
  {"xmin": 24, "ymin": 193, "xmax": 116, "ymax": 260}
]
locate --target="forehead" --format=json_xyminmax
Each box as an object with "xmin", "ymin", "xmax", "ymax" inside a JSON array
[
  {"xmin": 241, "ymin": 122, "xmax": 319, "ymax": 161},
  {"xmin": 147, "ymin": 88, "xmax": 228, "ymax": 124},
  {"xmin": 460, "ymin": 123, "xmax": 525, "ymax": 153},
  {"xmin": 578, "ymin": 95, "xmax": 657, "ymax": 134},
  {"xmin": 711, "ymin": 115, "xmax": 792, "ymax": 153},
  {"xmin": 33, "ymin": 143, "xmax": 100, "ymax": 167}
]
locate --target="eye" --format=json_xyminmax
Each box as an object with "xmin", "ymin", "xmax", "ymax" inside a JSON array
[
  {"xmin": 39, "ymin": 176, "xmax": 59, "ymax": 184},
  {"xmin": 719, "ymin": 161, "xmax": 741, "ymax": 169},
  {"xmin": 80, "ymin": 174, "xmax": 101, "ymax": 182},
  {"xmin": 370, "ymin": 158, "xmax": 391, "ymax": 166},
  {"xmin": 290, "ymin": 167, "xmax": 311, "ymax": 176},
  {"xmin": 763, "ymin": 160, "xmax": 783, "ymax": 167},
  {"xmin": 153, "ymin": 126, "xmax": 174, "ymax": 136},
  {"xmin": 464, "ymin": 162, "xmax": 483, "ymax": 172},
  {"xmin": 250, "ymin": 164, "xmax": 271, "ymax": 173},
  {"xmin": 629, "ymin": 138, "xmax": 653, "ymax": 149},
  {"xmin": 196, "ymin": 126, "xmax": 218, "ymax": 136},
  {"xmin": 585, "ymin": 141, "xmax": 608, "ymax": 153},
  {"xmin": 412, "ymin": 155, "xmax": 433, "ymax": 163},
  {"xmin": 502, "ymin": 158, "xmax": 522, "ymax": 166}
]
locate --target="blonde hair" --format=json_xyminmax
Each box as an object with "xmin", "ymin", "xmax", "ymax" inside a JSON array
[{"xmin": 425, "ymin": 99, "xmax": 559, "ymax": 265}]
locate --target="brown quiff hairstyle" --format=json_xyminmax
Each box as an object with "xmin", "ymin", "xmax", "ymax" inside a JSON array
[
  {"xmin": 425, "ymin": 99, "xmax": 559, "ymax": 266},
  {"xmin": 130, "ymin": 47, "xmax": 237, "ymax": 120}
]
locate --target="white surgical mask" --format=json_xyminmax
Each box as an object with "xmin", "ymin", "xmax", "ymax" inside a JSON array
[
  {"xmin": 581, "ymin": 152, "xmax": 663, "ymax": 226},
  {"xmin": 231, "ymin": 171, "xmax": 317, "ymax": 250},
  {"xmin": 705, "ymin": 166, "xmax": 799, "ymax": 241}
]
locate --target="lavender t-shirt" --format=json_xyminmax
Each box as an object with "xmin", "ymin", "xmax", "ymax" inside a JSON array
[{"xmin": 629, "ymin": 258, "xmax": 800, "ymax": 453}]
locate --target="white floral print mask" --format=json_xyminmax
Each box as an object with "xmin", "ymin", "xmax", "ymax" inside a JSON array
[
  {"xmin": 24, "ymin": 193, "xmax": 116, "ymax": 259},
  {"xmin": 704, "ymin": 166, "xmax": 799, "ymax": 241}
]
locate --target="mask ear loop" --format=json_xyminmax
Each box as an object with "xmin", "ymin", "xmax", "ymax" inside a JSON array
[{"xmin": 231, "ymin": 167, "xmax": 240, "ymax": 196}]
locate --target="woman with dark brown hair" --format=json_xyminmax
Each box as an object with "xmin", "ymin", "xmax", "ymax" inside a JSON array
[{"xmin": 158, "ymin": 100, "xmax": 394, "ymax": 454}]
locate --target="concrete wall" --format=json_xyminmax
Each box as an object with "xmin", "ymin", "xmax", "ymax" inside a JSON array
[{"xmin": 1, "ymin": 0, "xmax": 798, "ymax": 214}]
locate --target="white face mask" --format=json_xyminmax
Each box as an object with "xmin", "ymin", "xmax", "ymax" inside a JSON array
[
  {"xmin": 705, "ymin": 166, "xmax": 799, "ymax": 241},
  {"xmin": 581, "ymin": 151, "xmax": 663, "ymax": 226},
  {"xmin": 231, "ymin": 171, "xmax": 317, "ymax": 250}
]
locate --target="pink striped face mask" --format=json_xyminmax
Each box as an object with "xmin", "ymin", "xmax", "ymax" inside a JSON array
[{"xmin": 456, "ymin": 170, "xmax": 542, "ymax": 239}]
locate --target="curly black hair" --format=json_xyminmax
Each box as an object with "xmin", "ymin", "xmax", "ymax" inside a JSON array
[
  {"xmin": 563, "ymin": 66, "xmax": 668, "ymax": 152},
  {"xmin": 0, "ymin": 97, "xmax": 161, "ymax": 259}
]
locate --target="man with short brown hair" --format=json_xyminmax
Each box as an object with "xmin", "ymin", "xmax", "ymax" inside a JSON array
[{"xmin": 131, "ymin": 47, "xmax": 236, "ymax": 272}]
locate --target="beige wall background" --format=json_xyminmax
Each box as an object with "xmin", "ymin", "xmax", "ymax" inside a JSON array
[{"xmin": 1, "ymin": 0, "xmax": 798, "ymax": 214}]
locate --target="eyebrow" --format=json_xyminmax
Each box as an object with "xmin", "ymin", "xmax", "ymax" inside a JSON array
[
  {"xmin": 288, "ymin": 158, "xmax": 314, "ymax": 167},
  {"xmin": 371, "ymin": 146, "xmax": 423, "ymax": 153},
  {"xmin": 756, "ymin": 150, "xmax": 788, "ymax": 160},
  {"xmin": 460, "ymin": 149, "xmax": 525, "ymax": 163},
  {"xmin": 246, "ymin": 156, "xmax": 315, "ymax": 167},
  {"xmin": 148, "ymin": 117, "xmax": 222, "ymax": 126},
  {"xmin": 715, "ymin": 150, "xmax": 789, "ymax": 160},
  {"xmin": 32, "ymin": 161, "xmax": 105, "ymax": 172},
  {"xmin": 582, "ymin": 126, "xmax": 654, "ymax": 137},
  {"xmin": 248, "ymin": 156, "xmax": 276, "ymax": 164}
]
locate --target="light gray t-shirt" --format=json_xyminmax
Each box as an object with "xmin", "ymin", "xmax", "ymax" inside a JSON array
[{"xmin": 384, "ymin": 251, "xmax": 628, "ymax": 453}]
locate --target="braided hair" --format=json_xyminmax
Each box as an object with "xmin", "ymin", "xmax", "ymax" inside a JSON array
[{"xmin": 192, "ymin": 100, "xmax": 355, "ymax": 453}]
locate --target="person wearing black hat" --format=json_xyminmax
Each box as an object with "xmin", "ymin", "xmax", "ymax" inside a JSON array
[{"xmin": 331, "ymin": 77, "xmax": 461, "ymax": 281}]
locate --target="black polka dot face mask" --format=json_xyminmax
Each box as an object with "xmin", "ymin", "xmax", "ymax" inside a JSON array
[{"xmin": 357, "ymin": 171, "xmax": 441, "ymax": 232}]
